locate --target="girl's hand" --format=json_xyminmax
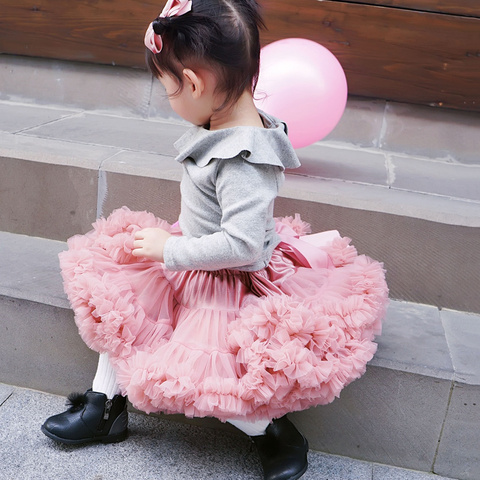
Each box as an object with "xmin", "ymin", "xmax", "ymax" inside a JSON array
[{"xmin": 132, "ymin": 228, "xmax": 171, "ymax": 262}]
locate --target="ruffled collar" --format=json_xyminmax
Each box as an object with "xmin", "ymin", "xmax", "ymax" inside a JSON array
[{"xmin": 173, "ymin": 111, "xmax": 300, "ymax": 170}]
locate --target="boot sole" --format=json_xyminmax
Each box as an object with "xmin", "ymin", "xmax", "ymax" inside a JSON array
[{"xmin": 41, "ymin": 425, "xmax": 128, "ymax": 445}]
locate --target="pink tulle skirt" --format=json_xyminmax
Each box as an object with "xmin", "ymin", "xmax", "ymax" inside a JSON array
[{"xmin": 60, "ymin": 207, "xmax": 388, "ymax": 421}]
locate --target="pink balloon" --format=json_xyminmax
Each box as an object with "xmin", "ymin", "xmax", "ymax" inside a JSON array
[{"xmin": 255, "ymin": 38, "xmax": 348, "ymax": 149}]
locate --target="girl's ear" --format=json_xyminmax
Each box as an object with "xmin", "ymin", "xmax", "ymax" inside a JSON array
[{"xmin": 182, "ymin": 68, "xmax": 205, "ymax": 99}]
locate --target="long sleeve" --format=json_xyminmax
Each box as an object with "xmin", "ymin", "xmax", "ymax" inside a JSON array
[{"xmin": 163, "ymin": 157, "xmax": 282, "ymax": 272}]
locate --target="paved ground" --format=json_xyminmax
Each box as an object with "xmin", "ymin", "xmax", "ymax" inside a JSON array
[{"xmin": 0, "ymin": 383, "xmax": 455, "ymax": 480}]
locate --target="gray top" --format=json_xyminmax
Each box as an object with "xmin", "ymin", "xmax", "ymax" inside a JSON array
[{"xmin": 163, "ymin": 112, "xmax": 301, "ymax": 272}]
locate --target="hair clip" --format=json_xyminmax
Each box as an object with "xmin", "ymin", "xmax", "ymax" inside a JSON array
[{"xmin": 144, "ymin": 0, "xmax": 193, "ymax": 54}]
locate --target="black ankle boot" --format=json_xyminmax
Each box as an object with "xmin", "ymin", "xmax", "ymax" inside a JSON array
[
  {"xmin": 251, "ymin": 416, "xmax": 308, "ymax": 480},
  {"xmin": 41, "ymin": 389, "xmax": 128, "ymax": 445}
]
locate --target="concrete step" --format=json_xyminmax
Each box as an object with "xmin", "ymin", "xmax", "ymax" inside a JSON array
[
  {"xmin": 0, "ymin": 230, "xmax": 479, "ymax": 479},
  {"xmin": 1, "ymin": 54, "xmax": 480, "ymax": 167},
  {"xmin": 0, "ymin": 383, "xmax": 456, "ymax": 480},
  {"xmin": 0, "ymin": 97, "xmax": 479, "ymax": 312}
]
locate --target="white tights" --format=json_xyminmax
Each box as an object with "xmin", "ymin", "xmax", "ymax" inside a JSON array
[
  {"xmin": 91, "ymin": 353, "xmax": 269, "ymax": 436},
  {"xmin": 226, "ymin": 418, "xmax": 270, "ymax": 436},
  {"xmin": 92, "ymin": 353, "xmax": 121, "ymax": 399}
]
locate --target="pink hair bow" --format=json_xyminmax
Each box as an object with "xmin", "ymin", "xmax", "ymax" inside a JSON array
[{"xmin": 144, "ymin": 0, "xmax": 193, "ymax": 54}]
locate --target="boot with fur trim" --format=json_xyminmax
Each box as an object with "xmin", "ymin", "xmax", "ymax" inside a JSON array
[{"xmin": 41, "ymin": 389, "xmax": 128, "ymax": 445}]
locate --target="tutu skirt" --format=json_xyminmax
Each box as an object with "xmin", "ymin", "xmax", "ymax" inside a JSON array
[{"xmin": 60, "ymin": 207, "xmax": 388, "ymax": 421}]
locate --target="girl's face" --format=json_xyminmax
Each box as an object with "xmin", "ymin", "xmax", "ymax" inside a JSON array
[{"xmin": 159, "ymin": 72, "xmax": 214, "ymax": 127}]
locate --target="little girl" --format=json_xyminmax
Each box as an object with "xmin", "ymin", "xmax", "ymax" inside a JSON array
[{"xmin": 41, "ymin": 1, "xmax": 388, "ymax": 479}]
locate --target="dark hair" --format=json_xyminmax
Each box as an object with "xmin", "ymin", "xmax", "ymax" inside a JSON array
[{"xmin": 146, "ymin": 0, "xmax": 264, "ymax": 110}]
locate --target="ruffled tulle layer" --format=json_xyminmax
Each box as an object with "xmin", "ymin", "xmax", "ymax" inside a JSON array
[{"xmin": 60, "ymin": 207, "xmax": 388, "ymax": 421}]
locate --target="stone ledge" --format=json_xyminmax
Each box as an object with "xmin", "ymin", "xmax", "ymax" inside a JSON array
[
  {"xmin": 1, "ymin": 107, "xmax": 479, "ymax": 228},
  {"xmin": 1, "ymin": 230, "xmax": 479, "ymax": 387},
  {"xmin": 2, "ymin": 54, "xmax": 480, "ymax": 165},
  {"xmin": 0, "ymin": 232, "xmax": 67, "ymax": 309},
  {"xmin": 1, "ymin": 97, "xmax": 479, "ymax": 312}
]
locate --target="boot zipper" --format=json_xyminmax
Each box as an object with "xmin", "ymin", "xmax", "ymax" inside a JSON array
[{"xmin": 103, "ymin": 399, "xmax": 113, "ymax": 421}]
